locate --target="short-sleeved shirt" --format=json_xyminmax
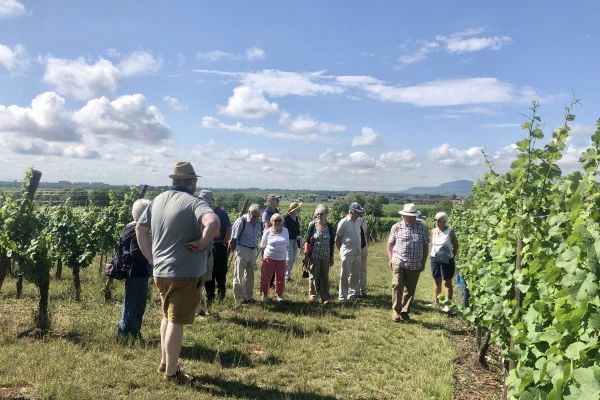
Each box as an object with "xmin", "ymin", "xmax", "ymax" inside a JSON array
[
  {"xmin": 262, "ymin": 206, "xmax": 279, "ymax": 226},
  {"xmin": 213, "ymin": 206, "xmax": 232, "ymax": 242},
  {"xmin": 138, "ymin": 189, "xmax": 214, "ymax": 278},
  {"xmin": 312, "ymin": 226, "xmax": 332, "ymax": 260},
  {"xmin": 231, "ymin": 214, "xmax": 260, "ymax": 248},
  {"xmin": 336, "ymin": 216, "xmax": 362, "ymax": 257},
  {"xmin": 261, "ymin": 227, "xmax": 289, "ymax": 260},
  {"xmin": 388, "ymin": 220, "xmax": 430, "ymax": 270}
]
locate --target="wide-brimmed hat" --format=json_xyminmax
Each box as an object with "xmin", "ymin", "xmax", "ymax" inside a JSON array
[
  {"xmin": 349, "ymin": 202, "xmax": 364, "ymax": 213},
  {"xmin": 198, "ymin": 189, "xmax": 214, "ymax": 204},
  {"xmin": 399, "ymin": 203, "xmax": 418, "ymax": 216},
  {"xmin": 169, "ymin": 161, "xmax": 201, "ymax": 179},
  {"xmin": 267, "ymin": 194, "xmax": 281, "ymax": 202},
  {"xmin": 288, "ymin": 202, "xmax": 302, "ymax": 213}
]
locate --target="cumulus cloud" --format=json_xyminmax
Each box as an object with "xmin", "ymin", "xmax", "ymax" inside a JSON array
[
  {"xmin": 42, "ymin": 51, "xmax": 161, "ymax": 100},
  {"xmin": 378, "ymin": 150, "xmax": 421, "ymax": 169},
  {"xmin": 118, "ymin": 51, "xmax": 162, "ymax": 76},
  {"xmin": 201, "ymin": 116, "xmax": 331, "ymax": 143},
  {"xmin": 318, "ymin": 149, "xmax": 377, "ymax": 168},
  {"xmin": 0, "ymin": 0, "xmax": 26, "ymax": 18},
  {"xmin": 163, "ymin": 96, "xmax": 188, "ymax": 111},
  {"xmin": 0, "ymin": 43, "xmax": 27, "ymax": 71},
  {"xmin": 196, "ymin": 47, "xmax": 265, "ymax": 62},
  {"xmin": 218, "ymin": 86, "xmax": 278, "ymax": 119},
  {"xmin": 72, "ymin": 94, "xmax": 171, "ymax": 142},
  {"xmin": 279, "ymin": 111, "xmax": 345, "ymax": 134},
  {"xmin": 351, "ymin": 127, "xmax": 381, "ymax": 147},
  {"xmin": 0, "ymin": 92, "xmax": 78, "ymax": 141},
  {"xmin": 428, "ymin": 143, "xmax": 484, "ymax": 167}
]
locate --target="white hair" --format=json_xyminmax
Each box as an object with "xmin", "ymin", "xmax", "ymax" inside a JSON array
[
  {"xmin": 314, "ymin": 204, "xmax": 328, "ymax": 216},
  {"xmin": 248, "ymin": 203, "xmax": 261, "ymax": 214},
  {"xmin": 132, "ymin": 199, "xmax": 151, "ymax": 221},
  {"xmin": 435, "ymin": 212, "xmax": 448, "ymax": 222}
]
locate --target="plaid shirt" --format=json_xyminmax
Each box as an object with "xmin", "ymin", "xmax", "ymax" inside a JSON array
[{"xmin": 388, "ymin": 220, "xmax": 430, "ymax": 270}]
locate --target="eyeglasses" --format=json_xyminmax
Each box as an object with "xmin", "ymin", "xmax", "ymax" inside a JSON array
[
  {"xmin": 250, "ymin": 214, "xmax": 260, "ymax": 219},
  {"xmin": 273, "ymin": 219, "xmax": 283, "ymax": 223}
]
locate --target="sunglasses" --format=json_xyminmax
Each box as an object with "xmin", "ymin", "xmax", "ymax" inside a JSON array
[{"xmin": 273, "ymin": 219, "xmax": 283, "ymax": 223}]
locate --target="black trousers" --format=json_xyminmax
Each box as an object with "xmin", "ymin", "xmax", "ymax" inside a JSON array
[{"xmin": 205, "ymin": 242, "xmax": 228, "ymax": 302}]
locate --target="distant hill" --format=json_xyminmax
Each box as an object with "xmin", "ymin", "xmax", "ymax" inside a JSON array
[{"xmin": 403, "ymin": 180, "xmax": 474, "ymax": 196}]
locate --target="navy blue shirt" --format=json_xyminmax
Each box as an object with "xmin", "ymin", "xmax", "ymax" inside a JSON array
[{"xmin": 213, "ymin": 206, "xmax": 232, "ymax": 242}]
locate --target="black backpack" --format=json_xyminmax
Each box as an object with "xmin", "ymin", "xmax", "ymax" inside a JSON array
[{"xmin": 105, "ymin": 229, "xmax": 134, "ymax": 280}]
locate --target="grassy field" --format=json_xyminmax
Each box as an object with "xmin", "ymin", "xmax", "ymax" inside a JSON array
[{"xmin": 0, "ymin": 240, "xmax": 459, "ymax": 400}]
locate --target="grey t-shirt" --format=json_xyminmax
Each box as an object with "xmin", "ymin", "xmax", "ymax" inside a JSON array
[{"xmin": 138, "ymin": 189, "xmax": 214, "ymax": 278}]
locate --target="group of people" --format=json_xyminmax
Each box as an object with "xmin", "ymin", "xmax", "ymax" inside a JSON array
[{"xmin": 114, "ymin": 161, "xmax": 459, "ymax": 385}]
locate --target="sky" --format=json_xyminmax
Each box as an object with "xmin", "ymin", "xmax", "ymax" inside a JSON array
[{"xmin": 0, "ymin": 0, "xmax": 599, "ymax": 191}]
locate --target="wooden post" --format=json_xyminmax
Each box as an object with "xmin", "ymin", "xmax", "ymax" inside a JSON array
[
  {"xmin": 508, "ymin": 237, "xmax": 523, "ymax": 370},
  {"xmin": 139, "ymin": 185, "xmax": 148, "ymax": 199},
  {"xmin": 16, "ymin": 273, "xmax": 23, "ymax": 298}
]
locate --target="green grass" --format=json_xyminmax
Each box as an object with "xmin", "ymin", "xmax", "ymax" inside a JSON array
[{"xmin": 0, "ymin": 241, "xmax": 456, "ymax": 399}]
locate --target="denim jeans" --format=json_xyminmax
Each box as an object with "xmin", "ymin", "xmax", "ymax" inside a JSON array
[
  {"xmin": 285, "ymin": 239, "xmax": 299, "ymax": 279},
  {"xmin": 118, "ymin": 276, "xmax": 149, "ymax": 337}
]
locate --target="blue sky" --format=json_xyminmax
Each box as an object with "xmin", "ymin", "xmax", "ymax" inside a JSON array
[{"xmin": 1, "ymin": 0, "xmax": 598, "ymax": 190}]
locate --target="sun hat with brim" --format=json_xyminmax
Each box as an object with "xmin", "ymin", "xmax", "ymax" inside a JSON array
[
  {"xmin": 349, "ymin": 202, "xmax": 364, "ymax": 213},
  {"xmin": 169, "ymin": 161, "xmax": 201, "ymax": 179},
  {"xmin": 399, "ymin": 203, "xmax": 418, "ymax": 216},
  {"xmin": 288, "ymin": 202, "xmax": 302, "ymax": 213},
  {"xmin": 198, "ymin": 189, "xmax": 214, "ymax": 204}
]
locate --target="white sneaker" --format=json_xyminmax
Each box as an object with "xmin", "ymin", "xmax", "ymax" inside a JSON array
[
  {"xmin": 262, "ymin": 295, "xmax": 271, "ymax": 303},
  {"xmin": 427, "ymin": 302, "xmax": 440, "ymax": 308},
  {"xmin": 277, "ymin": 296, "xmax": 284, "ymax": 302},
  {"xmin": 441, "ymin": 305, "xmax": 450, "ymax": 313}
]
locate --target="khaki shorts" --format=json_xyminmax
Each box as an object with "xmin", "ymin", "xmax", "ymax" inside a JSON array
[{"xmin": 154, "ymin": 277, "xmax": 203, "ymax": 324}]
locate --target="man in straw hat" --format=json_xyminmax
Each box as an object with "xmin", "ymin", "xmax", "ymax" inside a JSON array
[
  {"xmin": 136, "ymin": 161, "xmax": 220, "ymax": 384},
  {"xmin": 284, "ymin": 201, "xmax": 302, "ymax": 281},
  {"xmin": 387, "ymin": 203, "xmax": 429, "ymax": 322}
]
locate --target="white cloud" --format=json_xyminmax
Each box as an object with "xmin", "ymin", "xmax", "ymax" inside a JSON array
[
  {"xmin": 196, "ymin": 47, "xmax": 266, "ymax": 62},
  {"xmin": 0, "ymin": 43, "xmax": 27, "ymax": 71},
  {"xmin": 118, "ymin": 51, "xmax": 162, "ymax": 76},
  {"xmin": 569, "ymin": 123, "xmax": 596, "ymax": 136},
  {"xmin": 201, "ymin": 116, "xmax": 331, "ymax": 143},
  {"xmin": 218, "ymin": 86, "xmax": 278, "ymax": 119},
  {"xmin": 379, "ymin": 150, "xmax": 421, "ymax": 169},
  {"xmin": 0, "ymin": 0, "xmax": 25, "ymax": 17},
  {"xmin": 398, "ymin": 27, "xmax": 512, "ymax": 64},
  {"xmin": 279, "ymin": 111, "xmax": 345, "ymax": 134},
  {"xmin": 436, "ymin": 32, "xmax": 512, "ymax": 54},
  {"xmin": 0, "ymin": 92, "xmax": 78, "ymax": 141},
  {"xmin": 318, "ymin": 149, "xmax": 377, "ymax": 168},
  {"xmin": 198, "ymin": 68, "xmax": 540, "ymax": 108},
  {"xmin": 245, "ymin": 47, "xmax": 265, "ymax": 61},
  {"xmin": 106, "ymin": 48, "xmax": 121, "ymax": 58},
  {"xmin": 428, "ymin": 144, "xmax": 484, "ymax": 167},
  {"xmin": 163, "ymin": 96, "xmax": 188, "ymax": 111},
  {"xmin": 481, "ymin": 123, "xmax": 521, "ymax": 128},
  {"xmin": 42, "ymin": 51, "xmax": 161, "ymax": 100},
  {"xmin": 352, "ymin": 127, "xmax": 381, "ymax": 147},
  {"xmin": 241, "ymin": 70, "xmax": 343, "ymax": 97},
  {"xmin": 399, "ymin": 41, "xmax": 439, "ymax": 64},
  {"xmin": 43, "ymin": 57, "xmax": 122, "ymax": 100},
  {"xmin": 363, "ymin": 77, "xmax": 515, "ymax": 106},
  {"xmin": 72, "ymin": 94, "xmax": 171, "ymax": 142},
  {"xmin": 262, "ymin": 165, "xmax": 274, "ymax": 172}
]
